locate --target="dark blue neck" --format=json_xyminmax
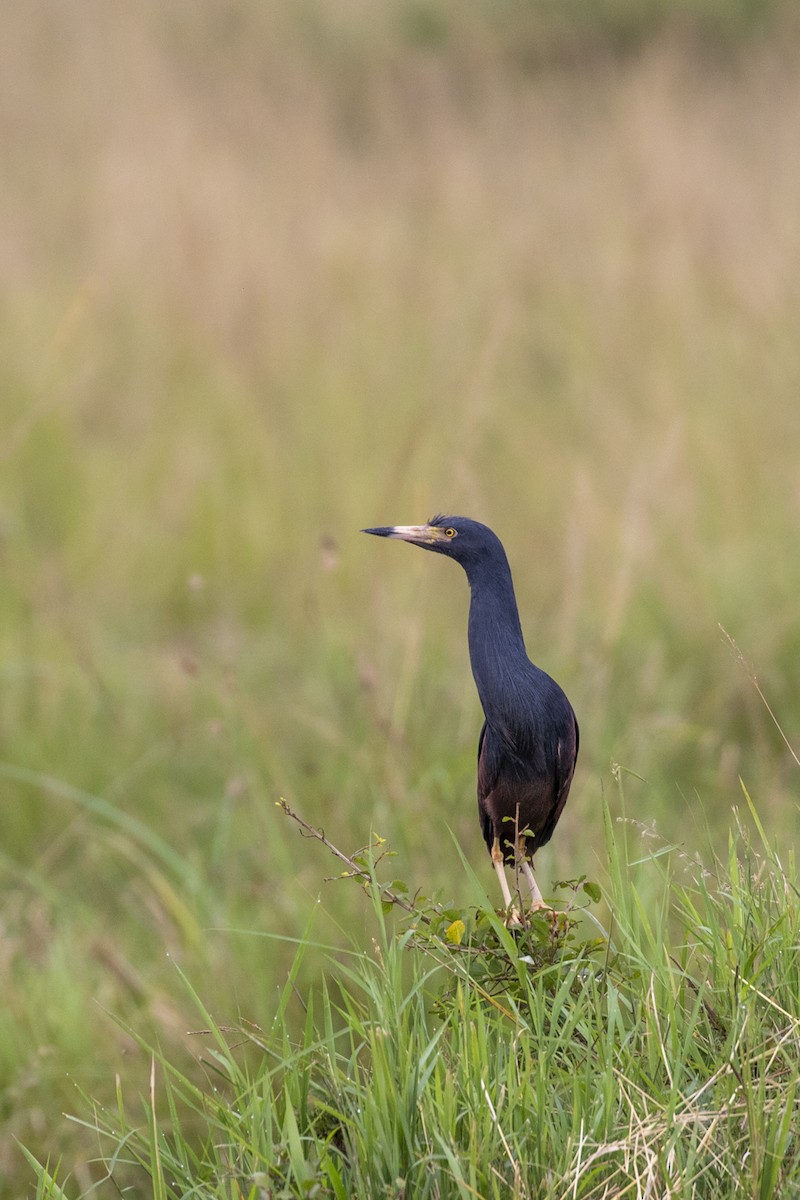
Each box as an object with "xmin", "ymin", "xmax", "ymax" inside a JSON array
[{"xmin": 464, "ymin": 552, "xmax": 530, "ymax": 726}]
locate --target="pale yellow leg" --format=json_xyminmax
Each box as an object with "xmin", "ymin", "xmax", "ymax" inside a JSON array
[
  {"xmin": 491, "ymin": 838, "xmax": 521, "ymax": 926},
  {"xmin": 515, "ymin": 834, "xmax": 548, "ymax": 913},
  {"xmin": 521, "ymin": 860, "xmax": 546, "ymax": 911}
]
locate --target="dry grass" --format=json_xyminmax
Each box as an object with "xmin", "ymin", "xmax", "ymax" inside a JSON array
[{"xmin": 4, "ymin": 4, "xmax": 799, "ymax": 807}]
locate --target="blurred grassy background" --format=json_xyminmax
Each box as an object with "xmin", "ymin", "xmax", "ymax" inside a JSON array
[{"xmin": 2, "ymin": 0, "xmax": 800, "ymax": 1191}]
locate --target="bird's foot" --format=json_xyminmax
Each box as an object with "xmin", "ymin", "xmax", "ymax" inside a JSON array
[
  {"xmin": 529, "ymin": 903, "xmax": 566, "ymax": 938},
  {"xmin": 502, "ymin": 905, "xmax": 524, "ymax": 929}
]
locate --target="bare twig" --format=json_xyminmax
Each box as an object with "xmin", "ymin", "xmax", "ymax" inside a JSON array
[{"xmin": 275, "ymin": 797, "xmax": 428, "ymax": 922}]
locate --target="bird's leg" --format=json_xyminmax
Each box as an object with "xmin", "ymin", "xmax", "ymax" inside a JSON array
[
  {"xmin": 520, "ymin": 859, "xmax": 547, "ymax": 911},
  {"xmin": 515, "ymin": 834, "xmax": 548, "ymax": 912},
  {"xmin": 491, "ymin": 838, "xmax": 522, "ymax": 926}
]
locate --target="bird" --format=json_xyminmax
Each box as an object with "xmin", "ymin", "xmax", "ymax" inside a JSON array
[{"xmin": 362, "ymin": 515, "xmax": 578, "ymax": 921}]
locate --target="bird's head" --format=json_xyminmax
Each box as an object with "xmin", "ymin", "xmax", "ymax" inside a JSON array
[{"xmin": 362, "ymin": 515, "xmax": 505, "ymax": 569}]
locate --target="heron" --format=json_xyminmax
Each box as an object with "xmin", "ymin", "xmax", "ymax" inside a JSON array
[{"xmin": 362, "ymin": 515, "xmax": 578, "ymax": 921}]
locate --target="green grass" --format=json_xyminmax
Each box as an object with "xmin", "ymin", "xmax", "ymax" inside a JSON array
[
  {"xmin": 27, "ymin": 793, "xmax": 800, "ymax": 1199},
  {"xmin": 2, "ymin": 1, "xmax": 800, "ymax": 1194}
]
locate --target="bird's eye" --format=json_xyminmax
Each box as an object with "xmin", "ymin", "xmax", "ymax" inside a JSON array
[{"xmin": 445, "ymin": 528, "xmax": 457, "ymax": 538}]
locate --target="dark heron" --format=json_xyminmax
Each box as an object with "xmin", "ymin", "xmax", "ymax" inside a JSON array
[{"xmin": 362, "ymin": 515, "xmax": 578, "ymax": 920}]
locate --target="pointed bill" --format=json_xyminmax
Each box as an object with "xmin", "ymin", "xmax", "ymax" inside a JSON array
[{"xmin": 361, "ymin": 524, "xmax": 449, "ymax": 545}]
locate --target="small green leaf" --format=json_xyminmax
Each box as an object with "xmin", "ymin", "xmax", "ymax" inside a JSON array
[{"xmin": 583, "ymin": 880, "xmax": 602, "ymax": 903}]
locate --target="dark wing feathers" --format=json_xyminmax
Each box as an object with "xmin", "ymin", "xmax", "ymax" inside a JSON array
[
  {"xmin": 535, "ymin": 711, "xmax": 579, "ymax": 849},
  {"xmin": 476, "ymin": 706, "xmax": 578, "ymax": 861},
  {"xmin": 476, "ymin": 721, "xmax": 495, "ymax": 850}
]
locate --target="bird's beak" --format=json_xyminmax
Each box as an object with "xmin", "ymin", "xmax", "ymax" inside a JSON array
[{"xmin": 362, "ymin": 524, "xmax": 447, "ymax": 545}]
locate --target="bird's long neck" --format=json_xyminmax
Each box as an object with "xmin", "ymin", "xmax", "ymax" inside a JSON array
[{"xmin": 465, "ymin": 553, "xmax": 530, "ymax": 728}]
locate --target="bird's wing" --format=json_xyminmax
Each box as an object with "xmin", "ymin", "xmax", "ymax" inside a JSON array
[
  {"xmin": 476, "ymin": 720, "xmax": 498, "ymax": 852},
  {"xmin": 538, "ymin": 710, "xmax": 579, "ymax": 847}
]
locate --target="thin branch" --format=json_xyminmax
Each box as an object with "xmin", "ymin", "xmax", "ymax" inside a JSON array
[{"xmin": 275, "ymin": 797, "xmax": 426, "ymax": 922}]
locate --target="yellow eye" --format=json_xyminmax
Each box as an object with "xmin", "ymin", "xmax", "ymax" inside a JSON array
[{"xmin": 445, "ymin": 527, "xmax": 457, "ymax": 538}]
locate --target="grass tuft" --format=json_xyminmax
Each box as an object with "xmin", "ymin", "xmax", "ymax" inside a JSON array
[{"xmin": 27, "ymin": 793, "xmax": 800, "ymax": 1198}]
